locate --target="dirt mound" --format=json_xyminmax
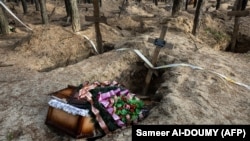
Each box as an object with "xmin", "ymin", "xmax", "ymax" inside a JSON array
[{"xmin": 12, "ymin": 25, "xmax": 91, "ymax": 71}]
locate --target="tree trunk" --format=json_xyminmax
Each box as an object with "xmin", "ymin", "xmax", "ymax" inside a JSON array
[
  {"xmin": 93, "ymin": 0, "xmax": 103, "ymax": 54},
  {"xmin": 99, "ymin": 0, "xmax": 102, "ymax": 7},
  {"xmin": 69, "ymin": 0, "xmax": 81, "ymax": 32},
  {"xmin": 193, "ymin": 0, "xmax": 197, "ymax": 8},
  {"xmin": 39, "ymin": 0, "xmax": 49, "ymax": 24},
  {"xmin": 34, "ymin": 0, "xmax": 40, "ymax": 11},
  {"xmin": 216, "ymin": 0, "xmax": 221, "ymax": 10},
  {"xmin": 21, "ymin": 0, "xmax": 28, "ymax": 14},
  {"xmin": 192, "ymin": 0, "xmax": 204, "ymax": 36},
  {"xmin": 172, "ymin": 0, "xmax": 183, "ymax": 17},
  {"xmin": 65, "ymin": 0, "xmax": 71, "ymax": 18},
  {"xmin": 0, "ymin": 5, "xmax": 10, "ymax": 35},
  {"xmin": 185, "ymin": 0, "xmax": 188, "ymax": 10},
  {"xmin": 153, "ymin": 0, "xmax": 158, "ymax": 6}
]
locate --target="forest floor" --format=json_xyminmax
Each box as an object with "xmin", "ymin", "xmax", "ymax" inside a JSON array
[{"xmin": 0, "ymin": 0, "xmax": 250, "ymax": 141}]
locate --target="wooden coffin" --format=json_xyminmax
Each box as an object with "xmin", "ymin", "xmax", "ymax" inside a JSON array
[{"xmin": 45, "ymin": 85, "xmax": 102, "ymax": 139}]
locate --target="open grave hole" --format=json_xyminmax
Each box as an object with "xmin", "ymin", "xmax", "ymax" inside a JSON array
[
  {"xmin": 116, "ymin": 61, "xmax": 165, "ymax": 104},
  {"xmin": 43, "ymin": 51, "xmax": 167, "ymax": 140},
  {"xmin": 226, "ymin": 34, "xmax": 250, "ymax": 53}
]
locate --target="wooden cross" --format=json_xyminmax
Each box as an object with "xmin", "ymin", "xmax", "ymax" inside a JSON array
[
  {"xmin": 142, "ymin": 26, "xmax": 174, "ymax": 95},
  {"xmin": 227, "ymin": 0, "xmax": 249, "ymax": 52},
  {"xmin": 85, "ymin": 0, "xmax": 107, "ymax": 54}
]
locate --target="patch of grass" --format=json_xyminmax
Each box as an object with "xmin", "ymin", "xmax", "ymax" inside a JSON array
[
  {"xmin": 205, "ymin": 27, "xmax": 230, "ymax": 42},
  {"xmin": 6, "ymin": 130, "xmax": 22, "ymax": 141},
  {"xmin": 6, "ymin": 132, "xmax": 14, "ymax": 141}
]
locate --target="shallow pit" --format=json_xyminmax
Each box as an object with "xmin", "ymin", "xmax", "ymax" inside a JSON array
[{"xmin": 226, "ymin": 34, "xmax": 250, "ymax": 53}]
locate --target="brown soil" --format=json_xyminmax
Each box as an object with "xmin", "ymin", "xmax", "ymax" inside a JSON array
[{"xmin": 0, "ymin": 0, "xmax": 250, "ymax": 141}]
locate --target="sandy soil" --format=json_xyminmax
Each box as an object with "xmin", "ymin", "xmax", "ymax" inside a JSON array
[{"xmin": 0, "ymin": 0, "xmax": 250, "ymax": 141}]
